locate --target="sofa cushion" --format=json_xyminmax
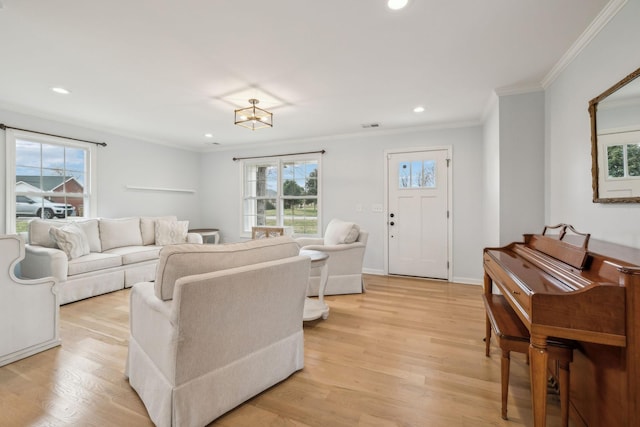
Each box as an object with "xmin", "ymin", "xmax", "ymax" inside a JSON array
[
  {"xmin": 154, "ymin": 236, "xmax": 301, "ymax": 301},
  {"xmin": 155, "ymin": 219, "xmax": 189, "ymax": 245},
  {"xmin": 67, "ymin": 252, "xmax": 122, "ymax": 276},
  {"xmin": 74, "ymin": 219, "xmax": 102, "ymax": 252},
  {"xmin": 104, "ymin": 245, "xmax": 161, "ymax": 265},
  {"xmin": 28, "ymin": 218, "xmax": 67, "ymax": 248},
  {"xmin": 324, "ymin": 219, "xmax": 360, "ymax": 245},
  {"xmin": 49, "ymin": 223, "xmax": 91, "ymax": 260},
  {"xmin": 99, "ymin": 217, "xmax": 143, "ymax": 251},
  {"xmin": 141, "ymin": 216, "xmax": 178, "ymax": 245}
]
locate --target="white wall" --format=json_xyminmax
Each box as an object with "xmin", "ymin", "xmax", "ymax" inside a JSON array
[
  {"xmin": 0, "ymin": 108, "xmax": 202, "ymax": 233},
  {"xmin": 200, "ymin": 125, "xmax": 485, "ymax": 284},
  {"xmin": 546, "ymin": 0, "xmax": 640, "ymax": 247},
  {"xmin": 498, "ymin": 91, "xmax": 546, "ymax": 244},
  {"xmin": 483, "ymin": 95, "xmax": 500, "ymax": 248}
]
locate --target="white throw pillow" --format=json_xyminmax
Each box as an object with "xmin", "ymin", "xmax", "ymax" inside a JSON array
[
  {"xmin": 155, "ymin": 219, "xmax": 189, "ymax": 245},
  {"xmin": 324, "ymin": 219, "xmax": 360, "ymax": 245},
  {"xmin": 49, "ymin": 223, "xmax": 91, "ymax": 260},
  {"xmin": 73, "ymin": 219, "xmax": 102, "ymax": 252},
  {"xmin": 28, "ymin": 218, "xmax": 66, "ymax": 248},
  {"xmin": 99, "ymin": 217, "xmax": 143, "ymax": 250}
]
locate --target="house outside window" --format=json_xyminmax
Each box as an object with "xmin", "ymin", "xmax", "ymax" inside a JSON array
[
  {"xmin": 6, "ymin": 129, "xmax": 97, "ymax": 233},
  {"xmin": 242, "ymin": 155, "xmax": 320, "ymax": 236}
]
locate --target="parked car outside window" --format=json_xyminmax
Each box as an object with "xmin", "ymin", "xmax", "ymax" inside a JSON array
[{"xmin": 16, "ymin": 195, "xmax": 76, "ymax": 219}]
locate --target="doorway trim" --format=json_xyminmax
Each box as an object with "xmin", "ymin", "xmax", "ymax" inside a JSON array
[{"xmin": 383, "ymin": 146, "xmax": 453, "ymax": 281}]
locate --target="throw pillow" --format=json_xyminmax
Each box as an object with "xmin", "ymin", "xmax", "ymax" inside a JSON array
[
  {"xmin": 324, "ymin": 219, "xmax": 360, "ymax": 245},
  {"xmin": 73, "ymin": 219, "xmax": 102, "ymax": 252},
  {"xmin": 49, "ymin": 223, "xmax": 91, "ymax": 260},
  {"xmin": 140, "ymin": 216, "xmax": 178, "ymax": 245},
  {"xmin": 28, "ymin": 218, "xmax": 66, "ymax": 248},
  {"xmin": 155, "ymin": 219, "xmax": 189, "ymax": 245},
  {"xmin": 99, "ymin": 217, "xmax": 143, "ymax": 250}
]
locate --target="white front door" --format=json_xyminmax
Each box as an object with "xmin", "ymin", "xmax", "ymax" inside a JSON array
[{"xmin": 387, "ymin": 149, "xmax": 450, "ymax": 279}]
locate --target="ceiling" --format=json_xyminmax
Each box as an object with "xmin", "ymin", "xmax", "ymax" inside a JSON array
[{"xmin": 0, "ymin": 0, "xmax": 612, "ymax": 151}]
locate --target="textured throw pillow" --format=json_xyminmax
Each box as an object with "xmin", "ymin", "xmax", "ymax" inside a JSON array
[
  {"xmin": 49, "ymin": 223, "xmax": 91, "ymax": 259},
  {"xmin": 155, "ymin": 219, "xmax": 189, "ymax": 245},
  {"xmin": 140, "ymin": 216, "xmax": 178, "ymax": 245},
  {"xmin": 324, "ymin": 219, "xmax": 360, "ymax": 245}
]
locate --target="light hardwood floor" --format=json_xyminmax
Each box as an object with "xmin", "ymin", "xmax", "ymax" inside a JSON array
[{"xmin": 0, "ymin": 274, "xmax": 565, "ymax": 426}]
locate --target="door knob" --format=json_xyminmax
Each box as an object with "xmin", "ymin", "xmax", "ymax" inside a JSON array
[
  {"xmin": 390, "ymin": 221, "xmax": 395, "ymax": 226},
  {"xmin": 390, "ymin": 213, "xmax": 395, "ymax": 218}
]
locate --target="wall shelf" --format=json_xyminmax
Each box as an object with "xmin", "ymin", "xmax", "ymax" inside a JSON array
[{"xmin": 125, "ymin": 185, "xmax": 195, "ymax": 194}]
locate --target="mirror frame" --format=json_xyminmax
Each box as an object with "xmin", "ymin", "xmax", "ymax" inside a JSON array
[{"xmin": 589, "ymin": 66, "xmax": 640, "ymax": 203}]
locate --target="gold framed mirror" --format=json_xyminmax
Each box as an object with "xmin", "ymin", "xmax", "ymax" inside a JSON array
[{"xmin": 589, "ymin": 66, "xmax": 640, "ymax": 203}]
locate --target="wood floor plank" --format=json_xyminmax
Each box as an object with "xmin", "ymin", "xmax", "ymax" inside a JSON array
[{"xmin": 0, "ymin": 274, "xmax": 568, "ymax": 426}]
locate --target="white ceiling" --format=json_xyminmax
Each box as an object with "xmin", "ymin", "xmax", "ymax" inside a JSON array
[{"xmin": 0, "ymin": 0, "xmax": 612, "ymax": 151}]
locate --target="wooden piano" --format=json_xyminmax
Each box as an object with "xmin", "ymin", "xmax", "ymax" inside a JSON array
[{"xmin": 483, "ymin": 224, "xmax": 640, "ymax": 427}]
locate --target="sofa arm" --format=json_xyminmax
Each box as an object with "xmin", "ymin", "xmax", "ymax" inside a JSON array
[
  {"xmin": 21, "ymin": 245, "xmax": 68, "ymax": 282},
  {"xmin": 186, "ymin": 233, "xmax": 203, "ymax": 244},
  {"xmin": 294, "ymin": 237, "xmax": 324, "ymax": 247},
  {"xmin": 128, "ymin": 282, "xmax": 176, "ymax": 381}
]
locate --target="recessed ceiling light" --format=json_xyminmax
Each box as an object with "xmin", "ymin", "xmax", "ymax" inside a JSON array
[
  {"xmin": 413, "ymin": 106, "xmax": 425, "ymax": 113},
  {"xmin": 51, "ymin": 87, "xmax": 71, "ymax": 95},
  {"xmin": 204, "ymin": 133, "xmax": 213, "ymax": 138},
  {"xmin": 387, "ymin": 0, "xmax": 408, "ymax": 10}
]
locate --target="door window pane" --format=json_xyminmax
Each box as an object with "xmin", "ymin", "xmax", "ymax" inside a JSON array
[{"xmin": 398, "ymin": 159, "xmax": 436, "ymax": 188}]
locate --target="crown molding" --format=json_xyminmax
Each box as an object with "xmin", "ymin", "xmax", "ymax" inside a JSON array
[{"xmin": 541, "ymin": 0, "xmax": 628, "ymax": 88}]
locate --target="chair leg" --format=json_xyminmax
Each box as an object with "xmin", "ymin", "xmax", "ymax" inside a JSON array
[
  {"xmin": 558, "ymin": 360, "xmax": 570, "ymax": 427},
  {"xmin": 501, "ymin": 349, "xmax": 510, "ymax": 420}
]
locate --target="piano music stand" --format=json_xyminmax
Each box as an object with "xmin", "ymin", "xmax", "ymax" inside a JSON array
[{"xmin": 483, "ymin": 294, "xmax": 575, "ymax": 426}]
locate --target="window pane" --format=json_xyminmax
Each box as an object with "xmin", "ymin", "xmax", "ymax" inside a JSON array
[
  {"xmin": 607, "ymin": 145, "xmax": 624, "ymax": 178},
  {"xmin": 283, "ymin": 205, "xmax": 318, "ymax": 235},
  {"xmin": 15, "ymin": 140, "xmax": 41, "ymax": 169},
  {"xmin": 399, "ymin": 162, "xmax": 410, "ymax": 188},
  {"xmin": 627, "ymin": 143, "xmax": 640, "ymax": 177},
  {"xmin": 423, "ymin": 160, "xmax": 436, "ymax": 188},
  {"xmin": 41, "ymin": 144, "xmax": 65, "ymax": 171}
]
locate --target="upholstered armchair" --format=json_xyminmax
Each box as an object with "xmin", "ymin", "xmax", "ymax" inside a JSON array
[{"xmin": 295, "ymin": 219, "xmax": 368, "ymax": 295}]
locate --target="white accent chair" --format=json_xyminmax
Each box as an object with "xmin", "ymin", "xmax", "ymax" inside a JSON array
[
  {"xmin": 296, "ymin": 219, "xmax": 368, "ymax": 295},
  {"xmin": 125, "ymin": 237, "xmax": 310, "ymax": 427},
  {"xmin": 1, "ymin": 235, "xmax": 60, "ymax": 367}
]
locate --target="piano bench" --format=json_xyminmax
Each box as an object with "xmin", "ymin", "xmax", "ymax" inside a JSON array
[{"xmin": 483, "ymin": 294, "xmax": 575, "ymax": 426}]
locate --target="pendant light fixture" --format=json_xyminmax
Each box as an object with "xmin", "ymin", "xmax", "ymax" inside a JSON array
[{"xmin": 234, "ymin": 99, "xmax": 273, "ymax": 130}]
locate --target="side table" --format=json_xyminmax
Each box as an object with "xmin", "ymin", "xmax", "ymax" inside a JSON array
[
  {"xmin": 188, "ymin": 228, "xmax": 220, "ymax": 244},
  {"xmin": 300, "ymin": 249, "xmax": 330, "ymax": 321}
]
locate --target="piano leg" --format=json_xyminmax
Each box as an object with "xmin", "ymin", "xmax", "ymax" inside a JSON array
[{"xmin": 530, "ymin": 333, "xmax": 549, "ymax": 427}]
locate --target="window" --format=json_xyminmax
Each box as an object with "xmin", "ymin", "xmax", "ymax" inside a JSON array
[
  {"xmin": 6, "ymin": 129, "xmax": 97, "ymax": 233},
  {"xmin": 398, "ymin": 159, "xmax": 436, "ymax": 188},
  {"xmin": 607, "ymin": 143, "xmax": 640, "ymax": 178},
  {"xmin": 242, "ymin": 155, "xmax": 320, "ymax": 236}
]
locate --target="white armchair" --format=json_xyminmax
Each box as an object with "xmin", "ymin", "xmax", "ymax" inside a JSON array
[{"xmin": 296, "ymin": 219, "xmax": 368, "ymax": 295}]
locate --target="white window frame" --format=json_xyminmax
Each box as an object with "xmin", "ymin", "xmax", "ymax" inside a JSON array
[
  {"xmin": 5, "ymin": 128, "xmax": 98, "ymax": 233},
  {"xmin": 240, "ymin": 153, "xmax": 322, "ymax": 238}
]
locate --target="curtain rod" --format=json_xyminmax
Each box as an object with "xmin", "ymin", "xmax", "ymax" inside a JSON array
[
  {"xmin": 0, "ymin": 124, "xmax": 107, "ymax": 147},
  {"xmin": 233, "ymin": 149, "xmax": 325, "ymax": 161}
]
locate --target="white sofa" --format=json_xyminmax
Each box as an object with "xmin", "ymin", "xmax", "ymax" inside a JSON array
[
  {"xmin": 296, "ymin": 219, "xmax": 368, "ymax": 295},
  {"xmin": 20, "ymin": 216, "xmax": 203, "ymax": 305},
  {"xmin": 125, "ymin": 236, "xmax": 310, "ymax": 427}
]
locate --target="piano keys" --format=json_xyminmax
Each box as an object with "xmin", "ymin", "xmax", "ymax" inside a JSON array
[{"xmin": 483, "ymin": 224, "xmax": 640, "ymax": 427}]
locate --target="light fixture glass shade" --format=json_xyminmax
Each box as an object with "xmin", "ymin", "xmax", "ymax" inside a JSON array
[{"xmin": 234, "ymin": 99, "xmax": 273, "ymax": 130}]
